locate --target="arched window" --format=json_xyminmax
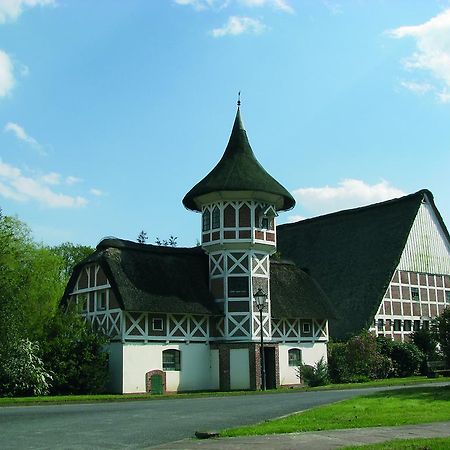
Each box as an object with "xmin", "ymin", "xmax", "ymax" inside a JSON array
[
  {"xmin": 288, "ymin": 348, "xmax": 302, "ymax": 367},
  {"xmin": 212, "ymin": 206, "xmax": 220, "ymax": 229},
  {"xmin": 202, "ymin": 209, "xmax": 210, "ymax": 232},
  {"xmin": 162, "ymin": 349, "xmax": 181, "ymax": 371}
]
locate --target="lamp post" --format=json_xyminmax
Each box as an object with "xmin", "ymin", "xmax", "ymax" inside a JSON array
[{"xmin": 254, "ymin": 287, "xmax": 267, "ymax": 391}]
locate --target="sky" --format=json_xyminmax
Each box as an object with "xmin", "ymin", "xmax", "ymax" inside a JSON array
[{"xmin": 1, "ymin": 0, "xmax": 450, "ymax": 248}]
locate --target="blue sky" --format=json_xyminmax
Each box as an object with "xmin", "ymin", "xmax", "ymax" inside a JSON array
[{"xmin": 1, "ymin": 0, "xmax": 450, "ymax": 247}]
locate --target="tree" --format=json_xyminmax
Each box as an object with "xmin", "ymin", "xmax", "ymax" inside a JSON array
[
  {"xmin": 137, "ymin": 230, "xmax": 148, "ymax": 244},
  {"xmin": 431, "ymin": 307, "xmax": 450, "ymax": 366},
  {"xmin": 155, "ymin": 235, "xmax": 178, "ymax": 247},
  {"xmin": 42, "ymin": 307, "xmax": 109, "ymax": 395},
  {"xmin": 50, "ymin": 242, "xmax": 94, "ymax": 283}
]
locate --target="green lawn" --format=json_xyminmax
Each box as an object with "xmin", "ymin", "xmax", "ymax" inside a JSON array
[
  {"xmin": 344, "ymin": 437, "xmax": 450, "ymax": 450},
  {"xmin": 0, "ymin": 375, "xmax": 448, "ymax": 407},
  {"xmin": 221, "ymin": 385, "xmax": 450, "ymax": 437}
]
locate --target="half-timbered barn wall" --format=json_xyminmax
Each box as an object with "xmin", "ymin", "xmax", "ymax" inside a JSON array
[{"xmin": 373, "ymin": 201, "xmax": 450, "ymax": 341}]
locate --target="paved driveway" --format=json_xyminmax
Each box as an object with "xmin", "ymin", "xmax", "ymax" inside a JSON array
[{"xmin": 1, "ymin": 384, "xmax": 447, "ymax": 449}]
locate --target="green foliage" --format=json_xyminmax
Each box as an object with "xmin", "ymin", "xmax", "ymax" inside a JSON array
[
  {"xmin": 42, "ymin": 308, "xmax": 109, "ymax": 395},
  {"xmin": 328, "ymin": 333, "xmax": 392, "ymax": 383},
  {"xmin": 377, "ymin": 338, "xmax": 424, "ymax": 377},
  {"xmin": 0, "ymin": 339, "xmax": 52, "ymax": 397},
  {"xmin": 297, "ymin": 357, "xmax": 329, "ymax": 387},
  {"xmin": 411, "ymin": 328, "xmax": 439, "ymax": 374},
  {"xmin": 137, "ymin": 230, "xmax": 148, "ymax": 244},
  {"xmin": 431, "ymin": 307, "xmax": 450, "ymax": 366},
  {"xmin": 50, "ymin": 242, "xmax": 94, "ymax": 283},
  {"xmin": 155, "ymin": 235, "xmax": 178, "ymax": 246}
]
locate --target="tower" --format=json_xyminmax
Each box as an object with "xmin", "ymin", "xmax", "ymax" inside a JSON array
[{"xmin": 183, "ymin": 103, "xmax": 295, "ymax": 344}]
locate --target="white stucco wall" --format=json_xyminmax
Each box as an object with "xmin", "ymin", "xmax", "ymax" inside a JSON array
[
  {"xmin": 118, "ymin": 342, "xmax": 217, "ymax": 393},
  {"xmin": 278, "ymin": 343, "xmax": 328, "ymax": 386},
  {"xmin": 229, "ymin": 348, "xmax": 250, "ymax": 390}
]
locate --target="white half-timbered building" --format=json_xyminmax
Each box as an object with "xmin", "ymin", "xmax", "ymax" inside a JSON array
[
  {"xmin": 64, "ymin": 106, "xmax": 333, "ymax": 394},
  {"xmin": 64, "ymin": 105, "xmax": 450, "ymax": 394}
]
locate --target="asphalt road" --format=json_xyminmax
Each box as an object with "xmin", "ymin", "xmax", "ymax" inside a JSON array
[{"xmin": 0, "ymin": 384, "xmax": 446, "ymax": 449}]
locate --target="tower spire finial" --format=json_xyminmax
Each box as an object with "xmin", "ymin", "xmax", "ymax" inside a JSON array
[{"xmin": 237, "ymin": 91, "xmax": 241, "ymax": 107}]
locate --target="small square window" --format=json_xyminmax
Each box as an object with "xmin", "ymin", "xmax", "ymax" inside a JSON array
[
  {"xmin": 411, "ymin": 287, "xmax": 420, "ymax": 302},
  {"xmin": 422, "ymin": 320, "xmax": 430, "ymax": 330},
  {"xmin": 413, "ymin": 320, "xmax": 421, "ymax": 331},
  {"xmin": 96, "ymin": 291, "xmax": 106, "ymax": 311},
  {"xmin": 162, "ymin": 349, "xmax": 181, "ymax": 371},
  {"xmin": 404, "ymin": 320, "xmax": 412, "ymax": 332},
  {"xmin": 393, "ymin": 319, "xmax": 402, "ymax": 331},
  {"xmin": 152, "ymin": 318, "xmax": 164, "ymax": 331},
  {"xmin": 302, "ymin": 322, "xmax": 311, "ymax": 334},
  {"xmin": 445, "ymin": 291, "xmax": 450, "ymax": 304}
]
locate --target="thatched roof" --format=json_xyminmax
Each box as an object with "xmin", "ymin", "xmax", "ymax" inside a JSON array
[
  {"xmin": 64, "ymin": 239, "xmax": 219, "ymax": 315},
  {"xmin": 270, "ymin": 261, "xmax": 335, "ymax": 319},
  {"xmin": 63, "ymin": 239, "xmax": 333, "ymax": 321},
  {"xmin": 183, "ymin": 108, "xmax": 295, "ymax": 212},
  {"xmin": 277, "ymin": 189, "xmax": 447, "ymax": 340}
]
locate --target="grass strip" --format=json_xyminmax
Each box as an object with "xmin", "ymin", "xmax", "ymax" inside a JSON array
[
  {"xmin": 343, "ymin": 436, "xmax": 450, "ymax": 449},
  {"xmin": 221, "ymin": 385, "xmax": 450, "ymax": 437},
  {"xmin": 0, "ymin": 376, "xmax": 449, "ymax": 407}
]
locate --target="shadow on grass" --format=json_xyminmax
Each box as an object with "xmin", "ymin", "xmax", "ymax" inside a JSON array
[{"xmin": 369, "ymin": 385, "xmax": 450, "ymax": 401}]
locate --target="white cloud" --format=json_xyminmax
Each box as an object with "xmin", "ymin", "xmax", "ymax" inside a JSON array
[
  {"xmin": 388, "ymin": 9, "xmax": 450, "ymax": 102},
  {"xmin": 0, "ymin": 159, "xmax": 87, "ymax": 208},
  {"xmin": 90, "ymin": 188, "xmax": 104, "ymax": 196},
  {"xmin": 4, "ymin": 122, "xmax": 42, "ymax": 149},
  {"xmin": 292, "ymin": 179, "xmax": 405, "ymax": 216},
  {"xmin": 40, "ymin": 171, "xmax": 60, "ymax": 185},
  {"xmin": 0, "ymin": 50, "xmax": 14, "ymax": 97},
  {"xmin": 437, "ymin": 89, "xmax": 450, "ymax": 103},
  {"xmin": 400, "ymin": 80, "xmax": 433, "ymax": 95},
  {"xmin": 65, "ymin": 175, "xmax": 82, "ymax": 185},
  {"xmin": 174, "ymin": 0, "xmax": 228, "ymax": 11},
  {"xmin": 238, "ymin": 0, "xmax": 294, "ymax": 14},
  {"xmin": 0, "ymin": 0, "xmax": 55, "ymax": 24},
  {"xmin": 211, "ymin": 16, "xmax": 267, "ymax": 37},
  {"xmin": 322, "ymin": 0, "xmax": 342, "ymax": 15},
  {"xmin": 286, "ymin": 214, "xmax": 307, "ymax": 223}
]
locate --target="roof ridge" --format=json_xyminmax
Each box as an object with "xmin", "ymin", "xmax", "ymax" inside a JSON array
[
  {"xmin": 96, "ymin": 238, "xmax": 204, "ymax": 255},
  {"xmin": 279, "ymin": 189, "xmax": 430, "ymax": 229}
]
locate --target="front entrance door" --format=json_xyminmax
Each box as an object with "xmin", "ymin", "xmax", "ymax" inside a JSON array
[{"xmin": 264, "ymin": 347, "xmax": 277, "ymax": 389}]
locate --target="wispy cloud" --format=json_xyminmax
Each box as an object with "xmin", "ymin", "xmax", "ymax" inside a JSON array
[
  {"xmin": 238, "ymin": 0, "xmax": 294, "ymax": 14},
  {"xmin": 40, "ymin": 171, "xmax": 61, "ymax": 185},
  {"xmin": 0, "ymin": 159, "xmax": 87, "ymax": 208},
  {"xmin": 400, "ymin": 81, "xmax": 433, "ymax": 95},
  {"xmin": 0, "ymin": 0, "xmax": 55, "ymax": 24},
  {"xmin": 4, "ymin": 122, "xmax": 43, "ymax": 151},
  {"xmin": 321, "ymin": 0, "xmax": 342, "ymax": 15},
  {"xmin": 90, "ymin": 188, "xmax": 104, "ymax": 197},
  {"xmin": 174, "ymin": 0, "xmax": 228, "ymax": 11},
  {"xmin": 388, "ymin": 8, "xmax": 450, "ymax": 103},
  {"xmin": 65, "ymin": 175, "xmax": 82, "ymax": 185},
  {"xmin": 0, "ymin": 50, "xmax": 14, "ymax": 97},
  {"xmin": 211, "ymin": 16, "xmax": 267, "ymax": 37},
  {"xmin": 292, "ymin": 179, "xmax": 405, "ymax": 217}
]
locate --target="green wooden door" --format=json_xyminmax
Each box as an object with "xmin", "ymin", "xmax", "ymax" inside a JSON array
[{"xmin": 151, "ymin": 374, "xmax": 163, "ymax": 395}]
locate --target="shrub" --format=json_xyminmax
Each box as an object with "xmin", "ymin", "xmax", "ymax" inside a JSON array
[
  {"xmin": 431, "ymin": 308, "xmax": 450, "ymax": 366},
  {"xmin": 328, "ymin": 333, "xmax": 392, "ymax": 383},
  {"xmin": 377, "ymin": 338, "xmax": 424, "ymax": 377},
  {"xmin": 42, "ymin": 308, "xmax": 109, "ymax": 395},
  {"xmin": 297, "ymin": 357, "xmax": 329, "ymax": 387},
  {"xmin": 0, "ymin": 339, "xmax": 52, "ymax": 397}
]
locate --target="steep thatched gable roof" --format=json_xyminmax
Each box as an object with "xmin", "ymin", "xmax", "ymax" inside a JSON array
[{"xmin": 277, "ymin": 189, "xmax": 446, "ymax": 340}]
